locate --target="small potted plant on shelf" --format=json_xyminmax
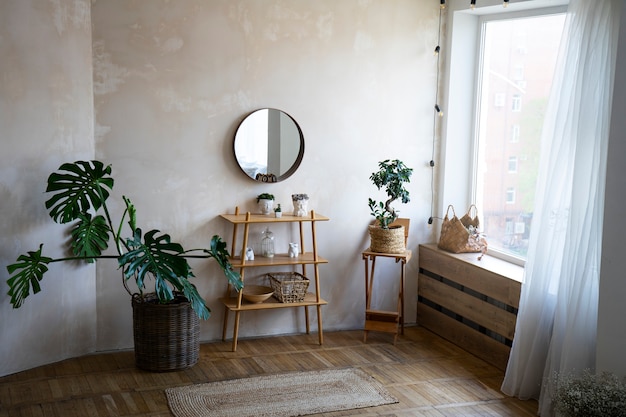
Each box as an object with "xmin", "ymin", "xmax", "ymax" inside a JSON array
[
  {"xmin": 5, "ymin": 160, "xmax": 243, "ymax": 372},
  {"xmin": 367, "ymin": 159, "xmax": 413, "ymax": 253},
  {"xmin": 274, "ymin": 203, "xmax": 282, "ymax": 218},
  {"xmin": 256, "ymin": 193, "xmax": 275, "ymax": 215}
]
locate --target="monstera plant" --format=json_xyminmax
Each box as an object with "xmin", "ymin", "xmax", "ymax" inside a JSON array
[{"xmin": 6, "ymin": 160, "xmax": 243, "ymax": 370}]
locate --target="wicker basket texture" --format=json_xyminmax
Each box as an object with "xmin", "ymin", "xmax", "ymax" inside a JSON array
[
  {"xmin": 268, "ymin": 272, "xmax": 310, "ymax": 303},
  {"xmin": 132, "ymin": 293, "xmax": 199, "ymax": 372},
  {"xmin": 368, "ymin": 224, "xmax": 406, "ymax": 253}
]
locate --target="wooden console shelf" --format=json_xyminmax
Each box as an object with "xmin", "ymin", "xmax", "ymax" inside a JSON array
[{"xmin": 219, "ymin": 207, "xmax": 329, "ymax": 351}]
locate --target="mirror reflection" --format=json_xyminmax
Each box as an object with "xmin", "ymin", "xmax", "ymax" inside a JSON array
[{"xmin": 234, "ymin": 109, "xmax": 304, "ymax": 182}]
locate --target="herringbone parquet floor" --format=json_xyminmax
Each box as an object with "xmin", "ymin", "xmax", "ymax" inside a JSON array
[{"xmin": 0, "ymin": 326, "xmax": 537, "ymax": 416}]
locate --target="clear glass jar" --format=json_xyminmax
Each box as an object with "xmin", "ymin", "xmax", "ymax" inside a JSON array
[{"xmin": 261, "ymin": 227, "xmax": 275, "ymax": 258}]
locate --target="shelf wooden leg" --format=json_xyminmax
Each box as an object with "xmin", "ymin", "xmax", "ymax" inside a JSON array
[
  {"xmin": 400, "ymin": 261, "xmax": 406, "ymax": 335},
  {"xmin": 231, "ymin": 311, "xmax": 241, "ymax": 352},
  {"xmin": 316, "ymin": 304, "xmax": 324, "ymax": 345},
  {"xmin": 304, "ymin": 306, "xmax": 310, "ymax": 334},
  {"xmin": 222, "ymin": 306, "xmax": 229, "ymax": 341}
]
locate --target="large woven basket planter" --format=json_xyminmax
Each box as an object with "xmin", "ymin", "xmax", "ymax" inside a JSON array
[
  {"xmin": 132, "ymin": 293, "xmax": 199, "ymax": 372},
  {"xmin": 368, "ymin": 224, "xmax": 406, "ymax": 253}
]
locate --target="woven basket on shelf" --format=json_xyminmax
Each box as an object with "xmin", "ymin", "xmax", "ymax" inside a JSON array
[
  {"xmin": 368, "ymin": 224, "xmax": 406, "ymax": 254},
  {"xmin": 132, "ymin": 293, "xmax": 199, "ymax": 372},
  {"xmin": 268, "ymin": 272, "xmax": 310, "ymax": 303}
]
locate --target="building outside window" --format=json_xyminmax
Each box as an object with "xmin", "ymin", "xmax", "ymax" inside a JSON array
[{"xmin": 473, "ymin": 12, "xmax": 566, "ymax": 261}]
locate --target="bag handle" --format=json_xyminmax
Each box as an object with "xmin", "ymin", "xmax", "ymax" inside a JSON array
[
  {"xmin": 445, "ymin": 205, "xmax": 457, "ymax": 219},
  {"xmin": 466, "ymin": 204, "xmax": 478, "ymax": 217}
]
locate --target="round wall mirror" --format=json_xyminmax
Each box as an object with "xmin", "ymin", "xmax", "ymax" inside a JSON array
[{"xmin": 233, "ymin": 109, "xmax": 305, "ymax": 182}]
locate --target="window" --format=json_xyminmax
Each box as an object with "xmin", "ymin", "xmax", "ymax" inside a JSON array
[
  {"xmin": 511, "ymin": 124, "xmax": 520, "ymax": 142},
  {"xmin": 511, "ymin": 94, "xmax": 522, "ymax": 112},
  {"xmin": 494, "ymin": 93, "xmax": 505, "ymax": 107},
  {"xmin": 473, "ymin": 11, "xmax": 566, "ymax": 262},
  {"xmin": 505, "ymin": 187, "xmax": 516, "ymax": 204}
]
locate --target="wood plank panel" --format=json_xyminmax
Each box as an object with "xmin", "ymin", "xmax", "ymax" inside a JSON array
[
  {"xmin": 417, "ymin": 303, "xmax": 512, "ymax": 371},
  {"xmin": 419, "ymin": 244, "xmax": 522, "ymax": 308},
  {"xmin": 418, "ymin": 273, "xmax": 517, "ymax": 339}
]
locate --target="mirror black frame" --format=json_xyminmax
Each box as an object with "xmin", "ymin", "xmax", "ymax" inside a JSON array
[{"xmin": 233, "ymin": 108, "xmax": 305, "ymax": 183}]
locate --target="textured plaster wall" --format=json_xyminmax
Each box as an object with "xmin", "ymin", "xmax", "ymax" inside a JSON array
[
  {"xmin": 0, "ymin": 0, "xmax": 439, "ymax": 375},
  {"xmin": 0, "ymin": 0, "xmax": 96, "ymax": 376}
]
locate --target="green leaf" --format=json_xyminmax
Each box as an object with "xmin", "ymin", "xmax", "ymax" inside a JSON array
[
  {"xmin": 70, "ymin": 213, "xmax": 111, "ymax": 262},
  {"xmin": 6, "ymin": 245, "xmax": 52, "ymax": 308},
  {"xmin": 123, "ymin": 196, "xmax": 136, "ymax": 232},
  {"xmin": 119, "ymin": 228, "xmax": 192, "ymax": 304},
  {"xmin": 204, "ymin": 235, "xmax": 243, "ymax": 292},
  {"xmin": 45, "ymin": 161, "xmax": 114, "ymax": 224},
  {"xmin": 181, "ymin": 281, "xmax": 210, "ymax": 320}
]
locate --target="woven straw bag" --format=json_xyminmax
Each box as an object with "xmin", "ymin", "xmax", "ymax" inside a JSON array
[{"xmin": 438, "ymin": 205, "xmax": 487, "ymax": 259}]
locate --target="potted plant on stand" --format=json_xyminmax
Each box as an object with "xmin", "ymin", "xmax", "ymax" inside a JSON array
[
  {"xmin": 367, "ymin": 159, "xmax": 413, "ymax": 253},
  {"xmin": 5, "ymin": 160, "xmax": 243, "ymax": 372}
]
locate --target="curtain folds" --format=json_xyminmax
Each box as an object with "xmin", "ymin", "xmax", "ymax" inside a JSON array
[{"xmin": 500, "ymin": 0, "xmax": 621, "ymax": 415}]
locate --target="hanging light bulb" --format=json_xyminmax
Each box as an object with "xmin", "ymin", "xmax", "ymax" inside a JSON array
[
  {"xmin": 434, "ymin": 45, "xmax": 441, "ymax": 55},
  {"xmin": 440, "ymin": 0, "xmax": 446, "ymax": 9},
  {"xmin": 503, "ymin": 0, "xmax": 509, "ymax": 7},
  {"xmin": 470, "ymin": 0, "xmax": 476, "ymax": 10},
  {"xmin": 434, "ymin": 104, "xmax": 443, "ymax": 117}
]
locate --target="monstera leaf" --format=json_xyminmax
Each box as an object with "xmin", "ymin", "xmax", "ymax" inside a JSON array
[
  {"xmin": 118, "ymin": 228, "xmax": 212, "ymax": 319},
  {"xmin": 180, "ymin": 280, "xmax": 210, "ymax": 320},
  {"xmin": 204, "ymin": 234, "xmax": 243, "ymax": 292},
  {"xmin": 6, "ymin": 160, "xmax": 240, "ymax": 320},
  {"xmin": 6, "ymin": 245, "xmax": 52, "ymax": 308},
  {"xmin": 119, "ymin": 228, "xmax": 193, "ymax": 298},
  {"xmin": 45, "ymin": 160, "xmax": 114, "ymax": 224},
  {"xmin": 70, "ymin": 213, "xmax": 111, "ymax": 262}
]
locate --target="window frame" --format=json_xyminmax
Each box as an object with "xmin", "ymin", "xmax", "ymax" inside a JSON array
[{"xmin": 439, "ymin": 0, "xmax": 568, "ymax": 266}]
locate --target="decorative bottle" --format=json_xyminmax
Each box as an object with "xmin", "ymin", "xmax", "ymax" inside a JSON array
[{"xmin": 261, "ymin": 227, "xmax": 275, "ymax": 258}]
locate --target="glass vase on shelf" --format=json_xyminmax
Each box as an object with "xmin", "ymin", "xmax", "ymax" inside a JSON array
[{"xmin": 261, "ymin": 227, "xmax": 275, "ymax": 258}]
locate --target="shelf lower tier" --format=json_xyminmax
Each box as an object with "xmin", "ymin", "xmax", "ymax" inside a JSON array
[{"xmin": 219, "ymin": 292, "xmax": 327, "ymax": 311}]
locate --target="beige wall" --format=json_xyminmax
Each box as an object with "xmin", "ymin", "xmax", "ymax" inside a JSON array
[
  {"xmin": 0, "ymin": 0, "xmax": 97, "ymax": 376},
  {"xmin": 0, "ymin": 0, "xmax": 438, "ymax": 375}
]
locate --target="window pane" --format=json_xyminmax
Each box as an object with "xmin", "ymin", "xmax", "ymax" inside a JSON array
[{"xmin": 475, "ymin": 13, "xmax": 565, "ymax": 260}]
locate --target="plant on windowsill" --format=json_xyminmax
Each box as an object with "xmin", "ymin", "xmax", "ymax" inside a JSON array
[
  {"xmin": 5, "ymin": 160, "xmax": 243, "ymax": 371},
  {"xmin": 367, "ymin": 159, "xmax": 413, "ymax": 253}
]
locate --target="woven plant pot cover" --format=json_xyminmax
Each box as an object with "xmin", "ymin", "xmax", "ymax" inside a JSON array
[
  {"xmin": 368, "ymin": 224, "xmax": 405, "ymax": 253},
  {"xmin": 132, "ymin": 293, "xmax": 200, "ymax": 372}
]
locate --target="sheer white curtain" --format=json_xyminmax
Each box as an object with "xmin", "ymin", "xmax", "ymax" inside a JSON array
[{"xmin": 501, "ymin": 0, "xmax": 621, "ymax": 415}]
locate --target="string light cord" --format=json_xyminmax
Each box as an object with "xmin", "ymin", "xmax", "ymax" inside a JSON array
[{"xmin": 429, "ymin": 2, "xmax": 444, "ymax": 225}]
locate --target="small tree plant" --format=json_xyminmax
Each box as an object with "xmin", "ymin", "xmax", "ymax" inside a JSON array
[
  {"xmin": 6, "ymin": 160, "xmax": 243, "ymax": 320},
  {"xmin": 368, "ymin": 159, "xmax": 413, "ymax": 228}
]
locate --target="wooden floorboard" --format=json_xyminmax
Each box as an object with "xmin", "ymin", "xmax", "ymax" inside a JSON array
[{"xmin": 0, "ymin": 327, "xmax": 537, "ymax": 416}]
